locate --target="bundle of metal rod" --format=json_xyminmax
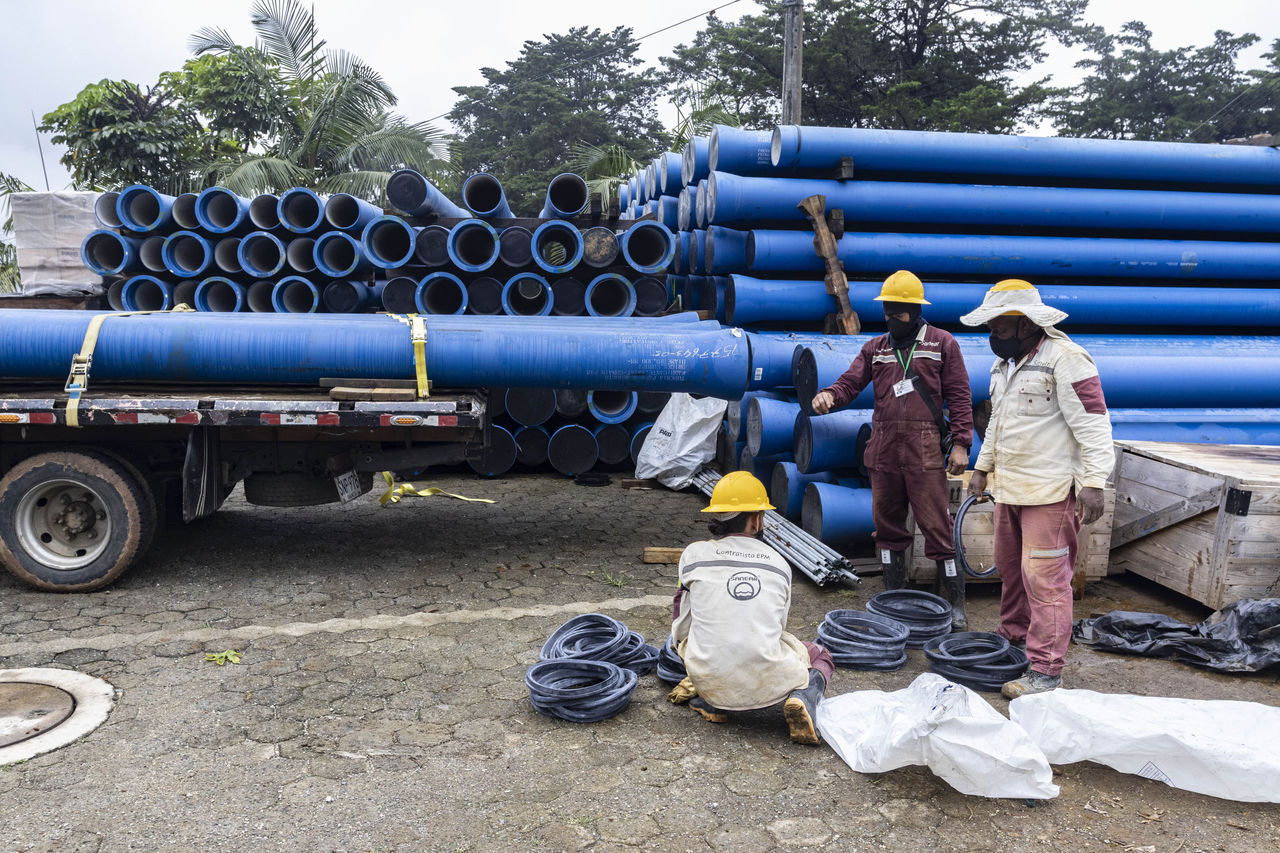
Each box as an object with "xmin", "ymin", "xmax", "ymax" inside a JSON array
[{"xmin": 690, "ymin": 468, "xmax": 858, "ymax": 587}]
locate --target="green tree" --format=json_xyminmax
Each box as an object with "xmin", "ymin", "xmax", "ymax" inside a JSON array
[
  {"xmin": 1, "ymin": 172, "xmax": 35, "ymax": 292},
  {"xmin": 448, "ymin": 26, "xmax": 669, "ymax": 214},
  {"xmin": 1054, "ymin": 25, "xmax": 1280, "ymax": 141},
  {"xmin": 662, "ymin": 0, "xmax": 1091, "ymax": 132}
]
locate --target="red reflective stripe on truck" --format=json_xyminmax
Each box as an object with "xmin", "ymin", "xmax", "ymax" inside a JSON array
[
  {"xmin": 29, "ymin": 413, "xmax": 55, "ymax": 424},
  {"xmin": 175, "ymin": 413, "xmax": 200, "ymax": 424},
  {"xmin": 318, "ymin": 413, "xmax": 340, "ymax": 425}
]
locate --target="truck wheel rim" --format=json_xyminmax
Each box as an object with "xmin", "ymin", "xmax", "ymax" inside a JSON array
[{"xmin": 15, "ymin": 479, "xmax": 112, "ymax": 570}]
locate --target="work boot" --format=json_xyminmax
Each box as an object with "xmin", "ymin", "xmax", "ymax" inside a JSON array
[
  {"xmin": 783, "ymin": 669, "xmax": 826, "ymax": 745},
  {"xmin": 1001, "ymin": 670, "xmax": 1061, "ymax": 699},
  {"xmin": 689, "ymin": 696, "xmax": 728, "ymax": 723},
  {"xmin": 936, "ymin": 558, "xmax": 968, "ymax": 630},
  {"xmin": 881, "ymin": 548, "xmax": 907, "ymax": 591}
]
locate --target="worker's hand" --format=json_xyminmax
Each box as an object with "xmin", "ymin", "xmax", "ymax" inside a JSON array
[
  {"xmin": 946, "ymin": 445, "xmax": 969, "ymax": 476},
  {"xmin": 810, "ymin": 391, "xmax": 835, "ymax": 415},
  {"xmin": 1077, "ymin": 487, "xmax": 1105, "ymax": 525},
  {"xmin": 968, "ymin": 470, "xmax": 989, "ymax": 501}
]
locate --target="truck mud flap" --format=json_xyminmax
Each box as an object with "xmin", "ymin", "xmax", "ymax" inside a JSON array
[{"xmin": 182, "ymin": 426, "xmax": 228, "ymax": 522}]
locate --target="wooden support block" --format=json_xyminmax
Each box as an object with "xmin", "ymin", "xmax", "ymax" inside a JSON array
[
  {"xmin": 319, "ymin": 378, "xmax": 417, "ymax": 389},
  {"xmin": 797, "ymin": 194, "xmax": 860, "ymax": 335},
  {"xmin": 643, "ymin": 547, "xmax": 685, "ymax": 564},
  {"xmin": 328, "ymin": 386, "xmax": 419, "ymax": 402},
  {"xmin": 827, "ymin": 208, "xmax": 845, "ymax": 240},
  {"xmin": 622, "ymin": 478, "xmax": 659, "ymax": 489},
  {"xmin": 834, "ymin": 156, "xmax": 855, "ymax": 180}
]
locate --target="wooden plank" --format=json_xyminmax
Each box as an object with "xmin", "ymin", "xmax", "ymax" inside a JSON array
[
  {"xmin": 319, "ymin": 377, "xmax": 417, "ymax": 389},
  {"xmin": 642, "ymin": 547, "xmax": 684, "ymax": 564},
  {"xmin": 1118, "ymin": 441, "xmax": 1280, "ymax": 483},
  {"xmin": 328, "ymin": 386, "xmax": 418, "ymax": 402},
  {"xmin": 1110, "ymin": 485, "xmax": 1223, "ymax": 548}
]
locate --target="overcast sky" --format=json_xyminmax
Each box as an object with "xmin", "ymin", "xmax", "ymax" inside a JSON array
[{"xmin": 0, "ymin": 0, "xmax": 1275, "ymax": 190}]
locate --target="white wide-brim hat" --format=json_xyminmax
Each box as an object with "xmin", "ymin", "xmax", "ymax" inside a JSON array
[{"xmin": 959, "ymin": 284, "xmax": 1068, "ymax": 327}]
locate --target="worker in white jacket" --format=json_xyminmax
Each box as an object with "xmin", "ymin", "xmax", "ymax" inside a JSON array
[{"xmin": 961, "ymin": 280, "xmax": 1114, "ymax": 698}]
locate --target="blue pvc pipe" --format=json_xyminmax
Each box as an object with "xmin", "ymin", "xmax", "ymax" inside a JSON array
[
  {"xmin": 585, "ymin": 274, "xmax": 636, "ymax": 318},
  {"xmin": 695, "ymin": 182, "xmax": 708, "ymax": 228},
  {"xmin": 194, "ymin": 277, "xmax": 247, "ymax": 313},
  {"xmin": 802, "ymin": 483, "xmax": 875, "ymax": 543},
  {"xmin": 621, "ymin": 221, "xmax": 675, "ymax": 275},
  {"xmin": 238, "ymin": 231, "xmax": 288, "ymax": 279},
  {"xmin": 499, "ymin": 225, "xmax": 534, "ymax": 267},
  {"xmin": 539, "ymin": 173, "xmax": 589, "ymax": 219},
  {"xmin": 588, "ymin": 390, "xmax": 638, "ymax": 424},
  {"xmin": 362, "ymin": 216, "xmax": 418, "ymax": 269},
  {"xmin": 1110, "ymin": 420, "xmax": 1280, "ymax": 446},
  {"xmin": 682, "ymin": 136, "xmax": 710, "ymax": 188},
  {"xmin": 548, "ymin": 423, "xmax": 598, "ymax": 476},
  {"xmin": 212, "ymin": 237, "xmax": 243, "ymax": 275},
  {"xmin": 633, "ymin": 276, "xmax": 668, "ymax": 318},
  {"xmin": 515, "ymin": 424, "xmax": 551, "ymax": 467},
  {"xmin": 116, "ymin": 184, "xmax": 174, "ymax": 233},
  {"xmin": 277, "ymin": 187, "xmax": 327, "ymax": 235},
  {"xmin": 738, "ymin": 447, "xmax": 792, "ymax": 483},
  {"xmin": 249, "ymin": 193, "xmax": 282, "ymax": 231},
  {"xmin": 728, "ymin": 390, "xmax": 791, "ymax": 442},
  {"xmin": 387, "ymin": 169, "xmax": 468, "ymax": 218},
  {"xmin": 771, "ymin": 125, "xmax": 1280, "ymax": 189},
  {"xmin": 416, "ymin": 272, "xmax": 468, "ymax": 315},
  {"xmin": 677, "ymin": 189, "xmax": 693, "ymax": 234},
  {"xmin": 709, "ymin": 125, "xmax": 774, "ymax": 176},
  {"xmin": 286, "ymin": 238, "xmax": 317, "ymax": 274},
  {"xmin": 618, "ymin": 182, "xmax": 631, "ymax": 209},
  {"xmin": 673, "ymin": 231, "xmax": 691, "ymax": 274},
  {"xmin": 469, "ymin": 423, "xmax": 518, "ymax": 478},
  {"xmin": 728, "ymin": 276, "xmax": 1280, "ymax": 328},
  {"xmin": 769, "ymin": 462, "xmax": 841, "ymax": 521},
  {"xmin": 532, "ymin": 221, "xmax": 585, "ymax": 274},
  {"xmin": 415, "ymin": 224, "xmax": 451, "ymax": 267},
  {"xmin": 0, "ymin": 310, "xmax": 753, "ymax": 396},
  {"xmin": 381, "ymin": 277, "xmax": 419, "ymax": 313},
  {"xmin": 551, "ymin": 277, "xmax": 586, "ymax": 316},
  {"xmin": 502, "ymin": 273, "xmax": 553, "ymax": 316},
  {"xmin": 271, "ymin": 276, "xmax": 321, "ymax": 314},
  {"xmin": 658, "ymin": 152, "xmax": 683, "ymax": 196},
  {"xmin": 505, "ymin": 388, "xmax": 557, "ymax": 427},
  {"xmin": 137, "ymin": 235, "xmax": 168, "ymax": 274},
  {"xmin": 171, "ymin": 193, "xmax": 199, "ymax": 231},
  {"xmin": 246, "ymin": 280, "xmax": 276, "ymax": 313},
  {"xmin": 629, "ymin": 422, "xmax": 654, "ymax": 465},
  {"xmin": 195, "ymin": 187, "xmax": 251, "ymax": 235},
  {"xmin": 704, "ymin": 226, "xmax": 749, "ymax": 275},
  {"xmin": 707, "ymin": 171, "xmax": 1280, "ymax": 234},
  {"xmin": 794, "ymin": 409, "xmax": 874, "ymax": 474},
  {"xmin": 120, "ymin": 275, "xmax": 174, "ymax": 312},
  {"xmin": 462, "ymin": 173, "xmax": 514, "ymax": 219},
  {"xmin": 654, "ymin": 196, "xmax": 680, "ymax": 232},
  {"xmin": 746, "ymin": 396, "xmax": 801, "ymax": 457},
  {"xmin": 689, "ymin": 229, "xmax": 706, "ymax": 275},
  {"xmin": 161, "ymin": 231, "xmax": 214, "ymax": 279},
  {"xmin": 94, "ymin": 192, "xmax": 122, "ymax": 229},
  {"xmin": 314, "ymin": 231, "xmax": 372, "ymax": 278},
  {"xmin": 747, "ymin": 229, "xmax": 1280, "ymax": 280},
  {"xmin": 82, "ymin": 230, "xmax": 142, "ymax": 276},
  {"xmin": 322, "ymin": 279, "xmax": 386, "ymax": 313},
  {"xmin": 325, "ymin": 193, "xmax": 383, "ymax": 233},
  {"xmin": 593, "ymin": 422, "xmax": 634, "ymax": 466},
  {"xmin": 447, "ymin": 219, "xmax": 500, "ymax": 272}
]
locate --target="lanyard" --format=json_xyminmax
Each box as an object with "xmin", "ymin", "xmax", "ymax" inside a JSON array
[{"xmin": 894, "ymin": 341, "xmax": 919, "ymax": 379}]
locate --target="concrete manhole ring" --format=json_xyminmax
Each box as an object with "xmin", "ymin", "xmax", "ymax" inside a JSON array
[{"xmin": 0, "ymin": 667, "xmax": 115, "ymax": 766}]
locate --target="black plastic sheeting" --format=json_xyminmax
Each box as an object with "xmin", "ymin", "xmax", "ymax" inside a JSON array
[{"xmin": 1073, "ymin": 598, "xmax": 1280, "ymax": 673}]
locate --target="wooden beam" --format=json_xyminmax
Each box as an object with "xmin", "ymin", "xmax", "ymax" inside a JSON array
[
  {"xmin": 1109, "ymin": 486, "xmax": 1223, "ymax": 548},
  {"xmin": 643, "ymin": 547, "xmax": 685, "ymax": 564},
  {"xmin": 797, "ymin": 194, "xmax": 860, "ymax": 334}
]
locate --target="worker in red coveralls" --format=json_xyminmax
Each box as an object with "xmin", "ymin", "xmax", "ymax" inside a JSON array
[
  {"xmin": 811, "ymin": 271, "xmax": 974, "ymax": 628},
  {"xmin": 961, "ymin": 280, "xmax": 1113, "ymax": 698}
]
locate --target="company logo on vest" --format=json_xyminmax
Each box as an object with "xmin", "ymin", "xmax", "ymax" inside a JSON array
[{"xmin": 726, "ymin": 571, "xmax": 761, "ymax": 601}]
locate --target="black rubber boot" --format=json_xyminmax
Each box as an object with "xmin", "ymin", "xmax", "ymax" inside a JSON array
[
  {"xmin": 936, "ymin": 558, "xmax": 968, "ymax": 630},
  {"xmin": 783, "ymin": 669, "xmax": 826, "ymax": 745},
  {"xmin": 881, "ymin": 548, "xmax": 907, "ymax": 591},
  {"xmin": 689, "ymin": 696, "xmax": 728, "ymax": 723}
]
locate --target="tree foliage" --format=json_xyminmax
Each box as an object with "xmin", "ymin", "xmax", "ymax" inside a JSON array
[
  {"xmin": 1, "ymin": 172, "xmax": 35, "ymax": 292},
  {"xmin": 448, "ymin": 26, "xmax": 668, "ymax": 214}
]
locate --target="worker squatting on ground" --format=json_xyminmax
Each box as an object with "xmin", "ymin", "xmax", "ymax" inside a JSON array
[
  {"xmin": 961, "ymin": 280, "xmax": 1114, "ymax": 698},
  {"xmin": 670, "ymin": 471, "xmax": 835, "ymax": 744},
  {"xmin": 810, "ymin": 271, "xmax": 974, "ymax": 628}
]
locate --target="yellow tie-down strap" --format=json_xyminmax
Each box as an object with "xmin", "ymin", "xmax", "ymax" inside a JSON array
[
  {"xmin": 378, "ymin": 472, "xmax": 495, "ymax": 506},
  {"xmin": 386, "ymin": 313, "xmax": 430, "ymax": 398},
  {"xmin": 65, "ymin": 305, "xmax": 195, "ymax": 428}
]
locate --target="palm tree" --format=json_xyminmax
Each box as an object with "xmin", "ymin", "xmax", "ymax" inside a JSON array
[
  {"xmin": 0, "ymin": 172, "xmax": 35, "ymax": 293},
  {"xmin": 188, "ymin": 0, "xmax": 449, "ymax": 202}
]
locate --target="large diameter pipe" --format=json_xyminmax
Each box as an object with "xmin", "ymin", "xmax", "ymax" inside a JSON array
[
  {"xmin": 160, "ymin": 231, "xmax": 213, "ymax": 279},
  {"xmin": 82, "ymin": 230, "xmax": 142, "ymax": 276},
  {"xmin": 555, "ymin": 388, "xmax": 589, "ymax": 418},
  {"xmin": 116, "ymin": 185, "xmax": 175, "ymax": 233},
  {"xmin": 314, "ymin": 231, "xmax": 372, "ymax": 278},
  {"xmin": 704, "ymin": 227, "xmax": 748, "ymax": 275},
  {"xmin": 195, "ymin": 187, "xmax": 251, "ymax": 235},
  {"xmin": 415, "ymin": 224, "xmax": 451, "ymax": 267},
  {"xmin": 677, "ymin": 191, "xmax": 693, "ymax": 237},
  {"xmin": 362, "ymin": 216, "xmax": 418, "ymax": 269},
  {"xmin": 629, "ymin": 422, "xmax": 655, "ymax": 466},
  {"xmin": 548, "ymin": 423, "xmax": 598, "ymax": 476},
  {"xmin": 632, "ymin": 277, "xmax": 668, "ymax": 318},
  {"xmin": 514, "ymin": 425, "xmax": 551, "ymax": 467},
  {"xmin": 105, "ymin": 279, "xmax": 125, "ymax": 311},
  {"xmin": 448, "ymin": 219, "xmax": 501, "ymax": 272},
  {"xmin": 539, "ymin": 173, "xmax": 589, "ymax": 219},
  {"xmin": 618, "ymin": 182, "xmax": 631, "ymax": 209},
  {"xmin": 532, "ymin": 221, "xmax": 585, "ymax": 274},
  {"xmin": 585, "ymin": 274, "xmax": 636, "ymax": 318},
  {"xmin": 325, "ymin": 193, "xmax": 382, "ymax": 233},
  {"xmin": 462, "ymin": 173, "xmax": 514, "ymax": 219},
  {"xmin": 688, "ymin": 229, "xmax": 707, "ymax": 275},
  {"xmin": 503, "ymin": 273, "xmax": 554, "ymax": 316},
  {"xmin": 386, "ymin": 169, "xmax": 467, "ymax": 218},
  {"xmin": 212, "ymin": 238, "xmax": 243, "ymax": 275},
  {"xmin": 708, "ymin": 171, "xmax": 1280, "ymax": 234},
  {"xmin": 466, "ymin": 277, "xmax": 504, "ymax": 315},
  {"xmin": 551, "ymin": 277, "xmax": 586, "ymax": 316},
  {"xmin": 620, "ymin": 221, "xmax": 675, "ymax": 274},
  {"xmin": 277, "ymin": 187, "xmax": 327, "ymax": 234},
  {"xmin": 739, "ymin": 446, "xmax": 792, "ymax": 482},
  {"xmin": 1108, "ymin": 409, "xmax": 1280, "ymax": 446},
  {"xmin": 271, "ymin": 276, "xmax": 322, "ymax": 313},
  {"xmin": 121, "ymin": 276, "xmax": 174, "ymax": 312},
  {"xmin": 171, "ymin": 193, "xmax": 199, "ymax": 231},
  {"xmin": 469, "ymin": 424, "xmax": 517, "ymax": 478},
  {"xmin": 194, "ymin": 277, "xmax": 248, "ymax": 313},
  {"xmin": 709, "ymin": 125, "xmax": 774, "ymax": 176},
  {"xmin": 172, "ymin": 280, "xmax": 198, "ymax": 310},
  {"xmin": 794, "ymin": 410, "xmax": 874, "ymax": 474},
  {"xmin": 249, "ymin": 193, "xmax": 281, "ymax": 231},
  {"xmin": 802, "ymin": 483, "xmax": 875, "ymax": 543},
  {"xmin": 94, "ymin": 192, "xmax": 122, "ymax": 229},
  {"xmin": 581, "ymin": 227, "xmax": 620, "ymax": 268},
  {"xmin": 694, "ymin": 182, "xmax": 708, "ymax": 228},
  {"xmin": 138, "ymin": 236, "xmax": 168, "ymax": 274},
  {"xmin": 770, "ymin": 462, "xmax": 837, "ymax": 521},
  {"xmin": 729, "ymin": 275, "xmax": 1280, "ymax": 328},
  {"xmin": 747, "ymin": 397, "xmax": 802, "ymax": 457},
  {"xmin": 247, "ymin": 280, "xmax": 276, "ymax": 313},
  {"xmin": 654, "ymin": 196, "xmax": 680, "ymax": 232},
  {"xmin": 717, "ymin": 426, "xmax": 746, "ymax": 473},
  {"xmin": 683, "ymin": 136, "xmax": 710, "ymax": 188},
  {"xmin": 381, "ymin": 277, "xmax": 420, "ymax": 313},
  {"xmin": 594, "ymin": 423, "xmax": 632, "ymax": 466},
  {"xmin": 588, "ymin": 390, "xmax": 639, "ymax": 424},
  {"xmin": 658, "ymin": 152, "xmax": 683, "ymax": 196},
  {"xmin": 746, "ymin": 229, "xmax": 1280, "ymax": 280},
  {"xmin": 636, "ymin": 391, "xmax": 670, "ymax": 415},
  {"xmin": 238, "ymin": 231, "xmax": 288, "ymax": 279},
  {"xmin": 505, "ymin": 387, "xmax": 557, "ymax": 427},
  {"xmin": 415, "ymin": 272, "xmax": 468, "ymax": 315},
  {"xmin": 771, "ymin": 125, "xmax": 1280, "ymax": 190},
  {"xmin": 0, "ymin": 311, "xmax": 753, "ymax": 396},
  {"xmin": 673, "ymin": 231, "xmax": 691, "ymax": 275},
  {"xmin": 286, "ymin": 238, "xmax": 317, "ymax": 274},
  {"xmin": 499, "ymin": 226, "xmax": 534, "ymax": 267},
  {"xmin": 322, "ymin": 280, "xmax": 386, "ymax": 313},
  {"xmin": 728, "ymin": 390, "xmax": 790, "ymax": 442}
]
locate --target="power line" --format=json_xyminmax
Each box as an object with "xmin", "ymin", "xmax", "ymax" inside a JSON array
[{"xmin": 421, "ymin": 1, "xmax": 745, "ymax": 126}]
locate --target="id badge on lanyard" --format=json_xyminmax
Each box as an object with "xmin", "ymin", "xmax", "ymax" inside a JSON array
[
  {"xmin": 893, "ymin": 341, "xmax": 919, "ymax": 398},
  {"xmin": 892, "ymin": 378, "xmax": 915, "ymax": 397}
]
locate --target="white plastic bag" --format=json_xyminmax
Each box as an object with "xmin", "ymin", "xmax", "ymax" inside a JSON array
[
  {"xmin": 1010, "ymin": 689, "xmax": 1280, "ymax": 803},
  {"xmin": 634, "ymin": 393, "xmax": 729, "ymax": 489},
  {"xmin": 816, "ymin": 673, "xmax": 1059, "ymax": 799}
]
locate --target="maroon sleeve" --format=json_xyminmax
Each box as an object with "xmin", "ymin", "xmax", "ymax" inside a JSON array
[
  {"xmin": 940, "ymin": 334, "xmax": 974, "ymax": 449},
  {"xmin": 819, "ymin": 340, "xmax": 874, "ymax": 409},
  {"xmin": 1071, "ymin": 376, "xmax": 1108, "ymax": 415}
]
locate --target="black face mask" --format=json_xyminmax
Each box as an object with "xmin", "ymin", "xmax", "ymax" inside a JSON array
[
  {"xmin": 989, "ymin": 333, "xmax": 1024, "ymax": 360},
  {"xmin": 887, "ymin": 316, "xmax": 921, "ymax": 347}
]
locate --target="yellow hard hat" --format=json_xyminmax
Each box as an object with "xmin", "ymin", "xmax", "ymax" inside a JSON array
[
  {"xmin": 992, "ymin": 279, "xmax": 1035, "ymax": 315},
  {"xmin": 701, "ymin": 471, "xmax": 775, "ymax": 514},
  {"xmin": 873, "ymin": 270, "xmax": 930, "ymax": 305}
]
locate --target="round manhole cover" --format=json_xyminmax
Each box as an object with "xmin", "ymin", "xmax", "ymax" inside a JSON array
[{"xmin": 0, "ymin": 682, "xmax": 76, "ymax": 747}]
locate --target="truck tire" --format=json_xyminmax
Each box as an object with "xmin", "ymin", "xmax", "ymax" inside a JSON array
[
  {"xmin": 78, "ymin": 447, "xmax": 160, "ymax": 556},
  {"xmin": 243, "ymin": 471, "xmax": 374, "ymax": 507},
  {"xmin": 0, "ymin": 450, "xmax": 153, "ymax": 592}
]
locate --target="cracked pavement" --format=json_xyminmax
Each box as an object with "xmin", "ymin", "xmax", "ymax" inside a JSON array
[{"xmin": 1, "ymin": 471, "xmax": 1278, "ymax": 852}]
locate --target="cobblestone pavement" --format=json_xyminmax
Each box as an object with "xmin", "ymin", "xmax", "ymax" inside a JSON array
[{"xmin": 1, "ymin": 472, "xmax": 1278, "ymax": 853}]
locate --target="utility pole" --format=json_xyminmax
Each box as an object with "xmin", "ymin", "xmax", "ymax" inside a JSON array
[{"xmin": 781, "ymin": 0, "xmax": 804, "ymax": 125}]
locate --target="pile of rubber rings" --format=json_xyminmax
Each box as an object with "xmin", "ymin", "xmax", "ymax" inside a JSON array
[
  {"xmin": 923, "ymin": 632, "xmax": 1029, "ymax": 692},
  {"xmin": 526, "ymin": 613, "xmax": 658, "ymax": 722}
]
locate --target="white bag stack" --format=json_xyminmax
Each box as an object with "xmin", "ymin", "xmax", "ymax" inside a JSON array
[
  {"xmin": 634, "ymin": 393, "xmax": 729, "ymax": 489},
  {"xmin": 1011, "ymin": 689, "xmax": 1280, "ymax": 803},
  {"xmin": 11, "ymin": 191, "xmax": 103, "ymax": 296},
  {"xmin": 816, "ymin": 673, "xmax": 1059, "ymax": 799}
]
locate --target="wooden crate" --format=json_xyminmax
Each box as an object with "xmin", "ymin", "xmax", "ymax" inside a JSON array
[
  {"xmin": 1108, "ymin": 441, "xmax": 1280, "ymax": 610},
  {"xmin": 908, "ymin": 472, "xmax": 1115, "ymax": 589}
]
